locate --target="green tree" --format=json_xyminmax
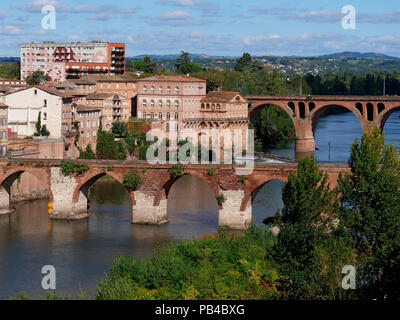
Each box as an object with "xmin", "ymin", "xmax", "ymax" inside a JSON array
[
  {"xmin": 0, "ymin": 62, "xmax": 20, "ymax": 79},
  {"xmin": 35, "ymin": 112, "xmax": 41, "ymax": 136},
  {"xmin": 26, "ymin": 70, "xmax": 48, "ymax": 85},
  {"xmin": 175, "ymin": 51, "xmax": 201, "ymax": 74},
  {"xmin": 112, "ymin": 121, "xmax": 128, "ymax": 137},
  {"xmin": 338, "ymin": 129, "xmax": 400, "ymax": 299},
  {"xmin": 274, "ymin": 157, "xmax": 348, "ymax": 299},
  {"xmin": 133, "ymin": 56, "xmax": 157, "ymax": 74},
  {"xmin": 253, "ymin": 106, "xmax": 295, "ymax": 149}
]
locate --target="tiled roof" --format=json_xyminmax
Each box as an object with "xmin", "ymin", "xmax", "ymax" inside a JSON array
[
  {"xmin": 3, "ymin": 85, "xmax": 74, "ymax": 98},
  {"xmin": 85, "ymin": 74, "xmax": 137, "ymax": 82},
  {"xmin": 76, "ymin": 104, "xmax": 101, "ymax": 112},
  {"xmin": 44, "ymin": 80, "xmax": 66, "ymax": 88},
  {"xmin": 34, "ymin": 85, "xmax": 74, "ymax": 98},
  {"xmin": 139, "ymin": 75, "xmax": 206, "ymax": 83},
  {"xmin": 200, "ymin": 91, "xmax": 247, "ymax": 103},
  {"xmin": 85, "ymin": 92, "xmax": 115, "ymax": 100}
]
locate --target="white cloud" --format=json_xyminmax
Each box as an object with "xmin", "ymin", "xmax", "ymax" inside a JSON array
[
  {"xmin": 0, "ymin": 25, "xmax": 25, "ymax": 35},
  {"xmin": 158, "ymin": 10, "xmax": 191, "ymax": 20}
]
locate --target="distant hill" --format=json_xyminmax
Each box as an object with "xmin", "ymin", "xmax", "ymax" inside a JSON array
[
  {"xmin": 0, "ymin": 57, "xmax": 20, "ymax": 64},
  {"xmin": 317, "ymin": 52, "xmax": 400, "ymax": 60}
]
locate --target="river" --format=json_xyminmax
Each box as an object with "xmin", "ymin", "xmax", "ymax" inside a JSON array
[{"xmin": 1, "ymin": 109, "xmax": 400, "ymax": 299}]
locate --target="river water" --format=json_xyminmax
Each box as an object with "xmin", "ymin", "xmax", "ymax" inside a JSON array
[{"xmin": 1, "ymin": 110, "xmax": 400, "ymax": 299}]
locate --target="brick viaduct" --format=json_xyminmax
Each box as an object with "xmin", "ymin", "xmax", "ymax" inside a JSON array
[
  {"xmin": 0, "ymin": 159, "xmax": 349, "ymax": 230},
  {"xmin": 247, "ymin": 95, "xmax": 400, "ymax": 158}
]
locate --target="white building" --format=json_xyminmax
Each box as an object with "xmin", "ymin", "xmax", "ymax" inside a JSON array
[{"xmin": 0, "ymin": 86, "xmax": 67, "ymax": 139}]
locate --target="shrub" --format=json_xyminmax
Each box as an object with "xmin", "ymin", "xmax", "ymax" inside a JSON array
[
  {"xmin": 75, "ymin": 164, "xmax": 90, "ymax": 176},
  {"xmin": 238, "ymin": 176, "xmax": 248, "ymax": 184},
  {"xmin": 216, "ymin": 193, "xmax": 226, "ymax": 205},
  {"xmin": 40, "ymin": 125, "xmax": 50, "ymax": 136},
  {"xmin": 60, "ymin": 161, "xmax": 75, "ymax": 176},
  {"xmin": 170, "ymin": 164, "xmax": 184, "ymax": 178},
  {"xmin": 207, "ymin": 168, "xmax": 216, "ymax": 176},
  {"xmin": 123, "ymin": 171, "xmax": 142, "ymax": 190}
]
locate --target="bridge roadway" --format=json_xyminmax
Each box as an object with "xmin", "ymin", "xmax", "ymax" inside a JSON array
[
  {"xmin": 247, "ymin": 95, "xmax": 400, "ymax": 159},
  {"xmin": 0, "ymin": 158, "xmax": 349, "ymax": 230}
]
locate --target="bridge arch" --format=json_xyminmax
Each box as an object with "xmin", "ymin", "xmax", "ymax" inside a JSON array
[
  {"xmin": 378, "ymin": 105, "xmax": 400, "ymax": 131},
  {"xmin": 309, "ymin": 103, "xmax": 364, "ymax": 134},
  {"xmin": 250, "ymin": 101, "xmax": 295, "ymax": 123},
  {"xmin": 240, "ymin": 174, "xmax": 289, "ymax": 212},
  {"xmin": 0, "ymin": 167, "xmax": 52, "ymax": 199},
  {"xmin": 72, "ymin": 170, "xmax": 135, "ymax": 205},
  {"xmin": 154, "ymin": 170, "xmax": 218, "ymax": 206}
]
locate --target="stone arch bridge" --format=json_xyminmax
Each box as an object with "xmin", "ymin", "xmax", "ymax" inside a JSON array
[
  {"xmin": 0, "ymin": 159, "xmax": 349, "ymax": 230},
  {"xmin": 247, "ymin": 95, "xmax": 400, "ymax": 157}
]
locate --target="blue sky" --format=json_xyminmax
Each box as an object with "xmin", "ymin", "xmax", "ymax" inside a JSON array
[{"xmin": 1, "ymin": 0, "xmax": 400, "ymax": 57}]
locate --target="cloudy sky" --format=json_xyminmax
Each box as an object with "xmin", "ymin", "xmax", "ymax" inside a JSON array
[{"xmin": 0, "ymin": 0, "xmax": 400, "ymax": 57}]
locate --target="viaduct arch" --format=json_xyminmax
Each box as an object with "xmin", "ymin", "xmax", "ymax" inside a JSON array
[{"xmin": 248, "ymin": 95, "xmax": 400, "ymax": 158}]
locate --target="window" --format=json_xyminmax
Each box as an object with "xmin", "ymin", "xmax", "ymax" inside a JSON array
[
  {"xmin": 87, "ymin": 120, "xmax": 90, "ymax": 127},
  {"xmin": 175, "ymin": 123, "xmax": 178, "ymax": 132},
  {"xmin": 211, "ymin": 104, "xmax": 215, "ymax": 109},
  {"xmin": 174, "ymin": 112, "xmax": 178, "ymax": 120},
  {"xmin": 166, "ymin": 112, "xmax": 170, "ymax": 120},
  {"xmin": 151, "ymin": 86, "xmax": 155, "ymax": 93},
  {"xmin": 201, "ymin": 103, "xmax": 205, "ymax": 109},
  {"xmin": 166, "ymin": 123, "xmax": 169, "ymax": 131},
  {"xmin": 34, "ymin": 89, "xmax": 37, "ymax": 95},
  {"xmin": 216, "ymin": 104, "xmax": 220, "ymax": 109},
  {"xmin": 167, "ymin": 86, "xmax": 171, "ymax": 94},
  {"xmin": 108, "ymin": 83, "xmax": 111, "ymax": 89},
  {"xmin": 142, "ymin": 100, "xmax": 147, "ymax": 108},
  {"xmin": 158, "ymin": 112, "xmax": 162, "ymax": 120},
  {"xmin": 174, "ymin": 100, "xmax": 179, "ymax": 108},
  {"xmin": 151, "ymin": 112, "xmax": 154, "ymax": 119},
  {"xmin": 158, "ymin": 86, "xmax": 163, "ymax": 93},
  {"xmin": 143, "ymin": 112, "xmax": 146, "ymax": 119},
  {"xmin": 151, "ymin": 100, "xmax": 155, "ymax": 108},
  {"xmin": 167, "ymin": 100, "xmax": 171, "ymax": 108},
  {"xmin": 175, "ymin": 86, "xmax": 179, "ymax": 94},
  {"xmin": 158, "ymin": 100, "xmax": 162, "ymax": 108},
  {"xmin": 143, "ymin": 85, "xmax": 147, "ymax": 93},
  {"xmin": 93, "ymin": 130, "xmax": 97, "ymax": 137},
  {"xmin": 206, "ymin": 103, "xmax": 210, "ymax": 109},
  {"xmin": 116, "ymin": 83, "xmax": 119, "ymax": 89},
  {"xmin": 44, "ymin": 99, "xmax": 47, "ymax": 107},
  {"xmin": 44, "ymin": 113, "xmax": 47, "ymax": 120}
]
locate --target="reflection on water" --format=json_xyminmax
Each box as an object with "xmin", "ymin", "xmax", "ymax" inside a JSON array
[
  {"xmin": 0, "ymin": 176, "xmax": 220, "ymax": 299},
  {"xmin": 252, "ymin": 180, "xmax": 285, "ymax": 226}
]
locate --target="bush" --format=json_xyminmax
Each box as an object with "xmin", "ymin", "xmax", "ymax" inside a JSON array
[
  {"xmin": 40, "ymin": 124, "xmax": 50, "ymax": 136},
  {"xmin": 75, "ymin": 164, "xmax": 90, "ymax": 176},
  {"xmin": 60, "ymin": 161, "xmax": 75, "ymax": 176},
  {"xmin": 123, "ymin": 171, "xmax": 142, "ymax": 190},
  {"xmin": 95, "ymin": 226, "xmax": 279, "ymax": 300},
  {"xmin": 216, "ymin": 193, "xmax": 226, "ymax": 205},
  {"xmin": 79, "ymin": 144, "xmax": 96, "ymax": 159},
  {"xmin": 207, "ymin": 168, "xmax": 216, "ymax": 176},
  {"xmin": 170, "ymin": 164, "xmax": 184, "ymax": 178}
]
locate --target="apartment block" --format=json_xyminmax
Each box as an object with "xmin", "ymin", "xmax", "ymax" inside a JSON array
[{"xmin": 20, "ymin": 41, "xmax": 125, "ymax": 82}]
